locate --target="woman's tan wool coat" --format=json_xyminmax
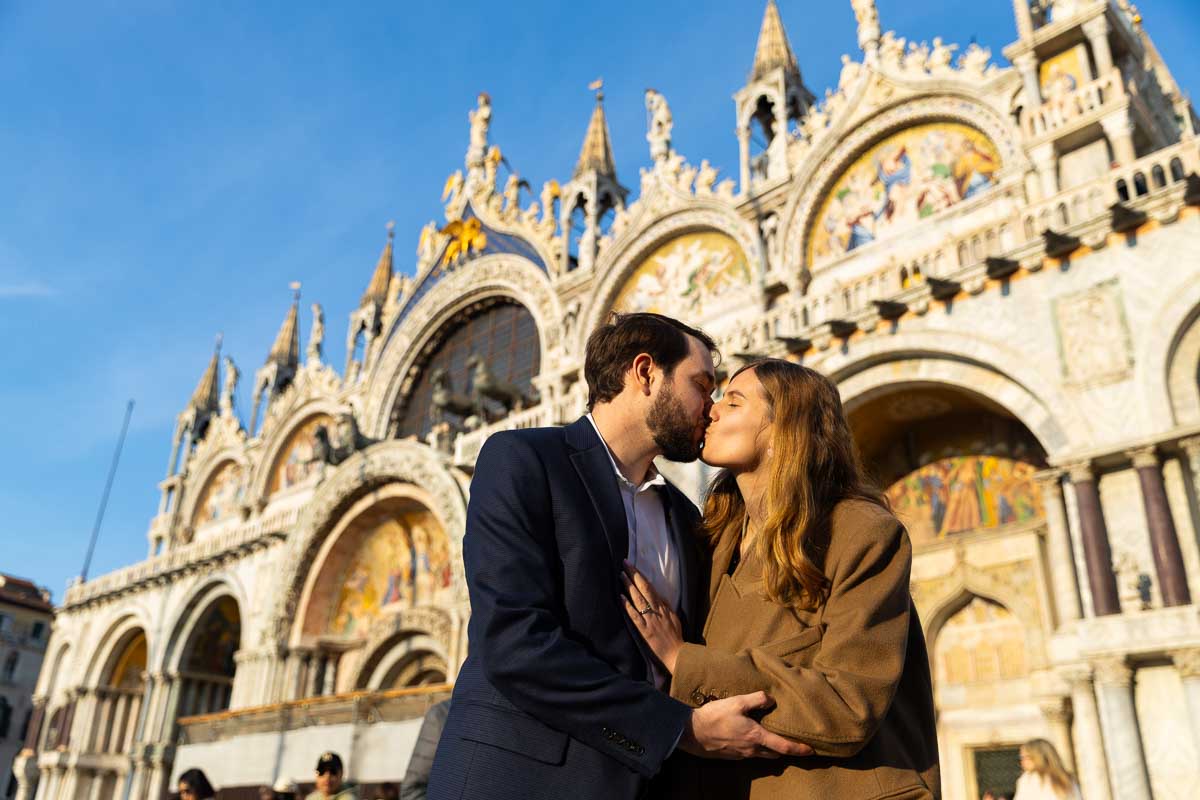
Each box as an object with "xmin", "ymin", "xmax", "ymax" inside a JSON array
[{"xmin": 657, "ymin": 499, "xmax": 941, "ymax": 800}]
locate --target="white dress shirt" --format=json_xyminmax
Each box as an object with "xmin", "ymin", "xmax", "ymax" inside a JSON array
[{"xmin": 586, "ymin": 414, "xmax": 682, "ymax": 615}]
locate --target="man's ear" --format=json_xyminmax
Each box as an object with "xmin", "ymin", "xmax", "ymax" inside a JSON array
[{"xmin": 631, "ymin": 353, "xmax": 655, "ymax": 396}]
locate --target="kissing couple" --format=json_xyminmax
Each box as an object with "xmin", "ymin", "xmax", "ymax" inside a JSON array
[{"xmin": 428, "ymin": 312, "xmax": 940, "ymax": 799}]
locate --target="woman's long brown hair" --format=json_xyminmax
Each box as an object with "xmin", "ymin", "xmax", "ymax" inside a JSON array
[
  {"xmin": 1022, "ymin": 739, "xmax": 1076, "ymax": 796},
  {"xmin": 703, "ymin": 358, "xmax": 887, "ymax": 610}
]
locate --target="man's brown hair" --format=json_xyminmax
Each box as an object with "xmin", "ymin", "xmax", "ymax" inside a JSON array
[{"xmin": 583, "ymin": 312, "xmax": 718, "ymax": 408}]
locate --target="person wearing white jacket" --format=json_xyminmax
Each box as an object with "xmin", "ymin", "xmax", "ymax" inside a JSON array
[{"xmin": 1013, "ymin": 739, "xmax": 1082, "ymax": 800}]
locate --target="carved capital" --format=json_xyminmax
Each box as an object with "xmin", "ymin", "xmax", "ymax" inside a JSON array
[
  {"xmin": 1080, "ymin": 15, "xmax": 1111, "ymax": 42},
  {"xmin": 1178, "ymin": 436, "xmax": 1200, "ymax": 462},
  {"xmin": 1127, "ymin": 445, "xmax": 1160, "ymax": 470},
  {"xmin": 1038, "ymin": 696, "xmax": 1072, "ymax": 725},
  {"xmin": 1066, "ymin": 461, "xmax": 1096, "ymax": 484},
  {"xmin": 1091, "ymin": 655, "xmax": 1133, "ymax": 687},
  {"xmin": 1033, "ymin": 467, "xmax": 1065, "ymax": 492},
  {"xmin": 1170, "ymin": 648, "xmax": 1200, "ymax": 678}
]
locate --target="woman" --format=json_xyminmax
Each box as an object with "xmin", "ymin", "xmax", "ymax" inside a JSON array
[
  {"xmin": 623, "ymin": 359, "xmax": 940, "ymax": 799},
  {"xmin": 1013, "ymin": 739, "xmax": 1080, "ymax": 800},
  {"xmin": 178, "ymin": 769, "xmax": 216, "ymax": 800}
]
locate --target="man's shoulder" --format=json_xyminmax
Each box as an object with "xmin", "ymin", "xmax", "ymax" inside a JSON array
[{"xmin": 481, "ymin": 425, "xmax": 569, "ymax": 458}]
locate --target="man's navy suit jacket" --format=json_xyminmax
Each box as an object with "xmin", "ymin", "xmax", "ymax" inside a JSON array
[{"xmin": 427, "ymin": 417, "xmax": 707, "ymax": 800}]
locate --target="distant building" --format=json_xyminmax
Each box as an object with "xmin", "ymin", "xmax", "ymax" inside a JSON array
[
  {"xmin": 0, "ymin": 576, "xmax": 52, "ymax": 800},
  {"xmin": 16, "ymin": 2, "xmax": 1200, "ymax": 800}
]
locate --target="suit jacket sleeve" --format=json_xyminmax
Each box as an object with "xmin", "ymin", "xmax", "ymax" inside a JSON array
[
  {"xmin": 669, "ymin": 510, "xmax": 912, "ymax": 757},
  {"xmin": 466, "ymin": 432, "xmax": 691, "ymax": 776}
]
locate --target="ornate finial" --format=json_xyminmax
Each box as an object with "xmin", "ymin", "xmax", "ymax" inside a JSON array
[
  {"xmin": 289, "ymin": 281, "xmax": 301, "ymax": 303},
  {"xmin": 215, "ymin": 333, "xmax": 223, "ymax": 352},
  {"xmin": 267, "ymin": 287, "xmax": 301, "ymax": 368},
  {"xmin": 361, "ymin": 224, "xmax": 395, "ymax": 307},
  {"xmin": 751, "ymin": 0, "xmax": 800, "ymax": 81},
  {"xmin": 574, "ymin": 82, "xmax": 618, "ymax": 179}
]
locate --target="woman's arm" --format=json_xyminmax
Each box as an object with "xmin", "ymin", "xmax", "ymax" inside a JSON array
[{"xmin": 669, "ymin": 510, "xmax": 913, "ymax": 758}]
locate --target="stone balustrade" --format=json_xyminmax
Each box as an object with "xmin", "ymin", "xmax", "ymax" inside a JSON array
[
  {"xmin": 176, "ymin": 684, "xmax": 452, "ymax": 745},
  {"xmin": 1021, "ymin": 68, "xmax": 1125, "ymax": 139}
]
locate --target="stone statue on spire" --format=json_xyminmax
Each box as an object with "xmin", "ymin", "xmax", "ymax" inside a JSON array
[
  {"xmin": 307, "ymin": 303, "xmax": 324, "ymax": 364},
  {"xmin": 851, "ymin": 0, "xmax": 881, "ymax": 57},
  {"xmin": 644, "ymin": 89, "xmax": 673, "ymax": 164},
  {"xmin": 220, "ymin": 356, "xmax": 239, "ymax": 418},
  {"xmin": 466, "ymin": 91, "xmax": 492, "ymax": 172}
]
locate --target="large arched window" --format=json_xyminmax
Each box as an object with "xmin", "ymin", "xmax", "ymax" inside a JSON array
[{"xmin": 396, "ymin": 299, "xmax": 539, "ymax": 439}]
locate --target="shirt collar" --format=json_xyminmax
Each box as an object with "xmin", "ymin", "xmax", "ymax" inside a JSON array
[{"xmin": 585, "ymin": 413, "xmax": 667, "ymax": 492}]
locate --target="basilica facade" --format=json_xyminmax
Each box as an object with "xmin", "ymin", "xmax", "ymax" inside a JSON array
[{"xmin": 15, "ymin": 1, "xmax": 1200, "ymax": 798}]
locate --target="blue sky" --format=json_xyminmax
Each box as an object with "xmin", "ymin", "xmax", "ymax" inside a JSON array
[{"xmin": 2, "ymin": 1, "xmax": 1198, "ymax": 600}]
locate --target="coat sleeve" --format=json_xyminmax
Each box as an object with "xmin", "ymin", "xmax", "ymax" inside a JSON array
[
  {"xmin": 465, "ymin": 432, "xmax": 691, "ymax": 777},
  {"xmin": 669, "ymin": 509, "xmax": 913, "ymax": 757}
]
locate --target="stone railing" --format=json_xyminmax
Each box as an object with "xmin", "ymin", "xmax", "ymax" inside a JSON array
[
  {"xmin": 734, "ymin": 139, "xmax": 1199, "ymax": 359},
  {"xmin": 1021, "ymin": 68, "xmax": 1124, "ymax": 139},
  {"xmin": 176, "ymin": 684, "xmax": 452, "ymax": 745},
  {"xmin": 61, "ymin": 506, "xmax": 298, "ymax": 608},
  {"xmin": 450, "ymin": 382, "xmax": 588, "ymax": 468}
]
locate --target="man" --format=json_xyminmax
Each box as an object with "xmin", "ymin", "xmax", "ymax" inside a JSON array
[
  {"xmin": 428, "ymin": 313, "xmax": 809, "ymax": 800},
  {"xmin": 306, "ymin": 753, "xmax": 359, "ymax": 800}
]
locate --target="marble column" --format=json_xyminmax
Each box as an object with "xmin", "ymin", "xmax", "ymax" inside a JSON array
[
  {"xmin": 1129, "ymin": 446, "xmax": 1191, "ymax": 606},
  {"xmin": 1101, "ymin": 112, "xmax": 1138, "ymax": 166},
  {"xmin": 1030, "ymin": 142, "xmax": 1059, "ymax": 199},
  {"xmin": 1092, "ymin": 656, "xmax": 1152, "ymax": 800},
  {"xmin": 1170, "ymin": 648, "xmax": 1200, "ymax": 758},
  {"xmin": 1038, "ymin": 696, "xmax": 1075, "ymax": 770},
  {"xmin": 1082, "ymin": 15, "xmax": 1114, "ymax": 76},
  {"xmin": 1036, "ymin": 469, "xmax": 1082, "ymax": 625},
  {"xmin": 1180, "ymin": 436, "xmax": 1200, "ymax": 512},
  {"xmin": 1068, "ymin": 463, "xmax": 1120, "ymax": 616},
  {"xmin": 1014, "ymin": 51, "xmax": 1042, "ymax": 106}
]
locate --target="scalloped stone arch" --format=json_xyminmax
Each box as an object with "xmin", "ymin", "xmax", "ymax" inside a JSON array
[
  {"xmin": 781, "ymin": 92, "xmax": 1027, "ymax": 276},
  {"xmin": 355, "ymin": 629, "xmax": 449, "ymax": 690},
  {"xmin": 920, "ymin": 569, "xmax": 1047, "ymax": 671},
  {"xmin": 362, "ymin": 254, "xmax": 561, "ymax": 439},
  {"xmin": 83, "ymin": 609, "xmax": 153, "ymax": 689},
  {"xmin": 160, "ymin": 574, "xmax": 248, "ymax": 674},
  {"xmin": 268, "ymin": 439, "xmax": 468, "ymax": 650},
  {"xmin": 818, "ymin": 328, "xmax": 1086, "ymax": 455},
  {"xmin": 1137, "ymin": 274, "xmax": 1200, "ymax": 427},
  {"xmin": 248, "ymin": 400, "xmax": 348, "ymax": 506},
  {"xmin": 581, "ymin": 205, "xmax": 764, "ymax": 352}
]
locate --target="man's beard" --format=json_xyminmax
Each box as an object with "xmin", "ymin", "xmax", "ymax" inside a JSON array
[{"xmin": 647, "ymin": 381, "xmax": 702, "ymax": 462}]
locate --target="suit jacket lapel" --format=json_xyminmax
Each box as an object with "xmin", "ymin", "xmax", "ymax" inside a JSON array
[
  {"xmin": 708, "ymin": 521, "xmax": 740, "ymax": 604},
  {"xmin": 565, "ymin": 418, "xmax": 628, "ymax": 572}
]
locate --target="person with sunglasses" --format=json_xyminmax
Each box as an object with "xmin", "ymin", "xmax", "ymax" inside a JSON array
[{"xmin": 308, "ymin": 753, "xmax": 359, "ymax": 800}]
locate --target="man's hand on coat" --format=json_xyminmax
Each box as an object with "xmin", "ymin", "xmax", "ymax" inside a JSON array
[{"xmin": 679, "ymin": 691, "xmax": 814, "ymax": 760}]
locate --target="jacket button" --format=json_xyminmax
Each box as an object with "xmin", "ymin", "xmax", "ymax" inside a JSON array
[{"xmin": 690, "ymin": 690, "xmax": 706, "ymax": 706}]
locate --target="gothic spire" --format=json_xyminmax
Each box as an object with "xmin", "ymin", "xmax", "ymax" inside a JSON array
[
  {"xmin": 573, "ymin": 83, "xmax": 617, "ymax": 180},
  {"xmin": 361, "ymin": 222, "xmax": 395, "ymax": 307},
  {"xmin": 190, "ymin": 335, "xmax": 222, "ymax": 413},
  {"xmin": 751, "ymin": 0, "xmax": 800, "ymax": 81},
  {"xmin": 267, "ymin": 284, "xmax": 301, "ymax": 368}
]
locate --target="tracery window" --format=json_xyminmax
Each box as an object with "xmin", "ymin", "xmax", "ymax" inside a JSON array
[{"xmin": 396, "ymin": 299, "xmax": 539, "ymax": 439}]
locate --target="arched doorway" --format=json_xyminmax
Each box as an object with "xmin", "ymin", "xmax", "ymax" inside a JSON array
[
  {"xmin": 295, "ymin": 489, "xmax": 453, "ymax": 697},
  {"xmin": 175, "ymin": 597, "xmax": 240, "ymax": 718},
  {"xmin": 848, "ymin": 385, "xmax": 1047, "ymax": 547},
  {"xmin": 848, "ymin": 384, "xmax": 1053, "ymax": 799},
  {"xmin": 90, "ymin": 629, "xmax": 148, "ymax": 755}
]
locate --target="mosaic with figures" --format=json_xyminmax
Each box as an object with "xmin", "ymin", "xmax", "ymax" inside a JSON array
[
  {"xmin": 808, "ymin": 122, "xmax": 1000, "ymax": 264},
  {"xmin": 270, "ymin": 414, "xmax": 331, "ymax": 495},
  {"xmin": 612, "ymin": 231, "xmax": 751, "ymax": 316},
  {"xmin": 192, "ymin": 461, "xmax": 244, "ymax": 528},
  {"xmin": 886, "ymin": 455, "xmax": 1044, "ymax": 545},
  {"xmin": 328, "ymin": 507, "xmax": 454, "ymax": 636}
]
